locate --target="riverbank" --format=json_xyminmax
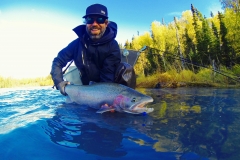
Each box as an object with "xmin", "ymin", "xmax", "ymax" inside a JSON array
[
  {"xmin": 136, "ymin": 71, "xmax": 240, "ymax": 89},
  {"xmin": 0, "ymin": 75, "xmax": 53, "ymax": 88},
  {"xmin": 1, "ymin": 69, "xmax": 240, "ymax": 89}
]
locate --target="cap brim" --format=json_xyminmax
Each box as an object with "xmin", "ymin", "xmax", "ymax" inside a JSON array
[{"xmin": 83, "ymin": 13, "xmax": 108, "ymax": 18}]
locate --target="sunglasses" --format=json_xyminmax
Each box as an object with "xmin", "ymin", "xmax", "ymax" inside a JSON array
[{"xmin": 85, "ymin": 17, "xmax": 107, "ymax": 24}]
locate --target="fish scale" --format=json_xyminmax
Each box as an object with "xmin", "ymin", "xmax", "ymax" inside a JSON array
[{"xmin": 65, "ymin": 83, "xmax": 154, "ymax": 114}]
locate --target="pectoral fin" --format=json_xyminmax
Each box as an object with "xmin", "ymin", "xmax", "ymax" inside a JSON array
[
  {"xmin": 96, "ymin": 104, "xmax": 115, "ymax": 114},
  {"xmin": 66, "ymin": 96, "xmax": 73, "ymax": 104}
]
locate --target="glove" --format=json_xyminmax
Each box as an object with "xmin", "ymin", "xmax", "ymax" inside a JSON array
[{"xmin": 57, "ymin": 81, "xmax": 70, "ymax": 96}]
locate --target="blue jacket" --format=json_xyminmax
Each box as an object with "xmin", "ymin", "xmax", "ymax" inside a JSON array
[{"xmin": 50, "ymin": 22, "xmax": 121, "ymax": 86}]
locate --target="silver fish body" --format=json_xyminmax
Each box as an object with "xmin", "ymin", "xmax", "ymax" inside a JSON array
[{"xmin": 65, "ymin": 83, "xmax": 154, "ymax": 114}]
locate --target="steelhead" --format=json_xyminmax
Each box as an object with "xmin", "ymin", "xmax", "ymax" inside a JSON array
[{"xmin": 64, "ymin": 83, "xmax": 154, "ymax": 114}]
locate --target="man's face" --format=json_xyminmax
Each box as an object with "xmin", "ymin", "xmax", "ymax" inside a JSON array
[{"xmin": 85, "ymin": 15, "xmax": 108, "ymax": 40}]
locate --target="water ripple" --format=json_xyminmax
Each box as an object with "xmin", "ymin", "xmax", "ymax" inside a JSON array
[{"xmin": 0, "ymin": 87, "xmax": 63, "ymax": 134}]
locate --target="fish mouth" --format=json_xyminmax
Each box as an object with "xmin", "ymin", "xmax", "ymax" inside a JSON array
[{"xmin": 126, "ymin": 98, "xmax": 154, "ymax": 114}]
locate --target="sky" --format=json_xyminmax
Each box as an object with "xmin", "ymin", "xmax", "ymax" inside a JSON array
[{"xmin": 0, "ymin": 0, "xmax": 223, "ymax": 78}]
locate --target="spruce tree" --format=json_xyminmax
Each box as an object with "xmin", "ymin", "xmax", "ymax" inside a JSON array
[{"xmin": 218, "ymin": 11, "xmax": 232, "ymax": 67}]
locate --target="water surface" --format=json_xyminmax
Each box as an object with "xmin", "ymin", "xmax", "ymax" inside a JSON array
[{"xmin": 0, "ymin": 86, "xmax": 240, "ymax": 160}]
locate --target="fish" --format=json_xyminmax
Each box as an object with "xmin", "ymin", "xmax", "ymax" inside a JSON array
[{"xmin": 64, "ymin": 82, "xmax": 154, "ymax": 114}]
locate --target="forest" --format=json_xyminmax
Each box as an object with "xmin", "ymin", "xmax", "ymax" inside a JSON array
[
  {"xmin": 121, "ymin": 0, "xmax": 240, "ymax": 87},
  {"xmin": 0, "ymin": 0, "xmax": 239, "ymax": 88}
]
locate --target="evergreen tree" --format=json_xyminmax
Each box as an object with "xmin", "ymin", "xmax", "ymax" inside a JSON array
[
  {"xmin": 191, "ymin": 4, "xmax": 204, "ymax": 65},
  {"xmin": 210, "ymin": 21, "xmax": 221, "ymax": 64},
  {"xmin": 202, "ymin": 17, "xmax": 215, "ymax": 65},
  {"xmin": 191, "ymin": 4, "xmax": 217, "ymax": 66},
  {"xmin": 124, "ymin": 40, "xmax": 132, "ymax": 49},
  {"xmin": 218, "ymin": 11, "xmax": 232, "ymax": 67}
]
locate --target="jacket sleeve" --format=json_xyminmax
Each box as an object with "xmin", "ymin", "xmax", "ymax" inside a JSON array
[
  {"xmin": 50, "ymin": 39, "xmax": 79, "ymax": 86},
  {"xmin": 100, "ymin": 40, "xmax": 121, "ymax": 82}
]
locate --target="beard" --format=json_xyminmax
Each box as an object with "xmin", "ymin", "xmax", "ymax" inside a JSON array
[{"xmin": 86, "ymin": 27, "xmax": 106, "ymax": 40}]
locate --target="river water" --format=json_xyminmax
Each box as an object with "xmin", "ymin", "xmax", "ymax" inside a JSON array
[{"xmin": 0, "ymin": 86, "xmax": 240, "ymax": 160}]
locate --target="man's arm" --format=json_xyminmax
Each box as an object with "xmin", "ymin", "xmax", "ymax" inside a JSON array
[{"xmin": 50, "ymin": 38, "xmax": 79, "ymax": 86}]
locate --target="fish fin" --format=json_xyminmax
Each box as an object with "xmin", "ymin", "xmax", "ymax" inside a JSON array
[
  {"xmin": 89, "ymin": 81, "xmax": 97, "ymax": 85},
  {"xmin": 66, "ymin": 96, "xmax": 73, "ymax": 103},
  {"xmin": 96, "ymin": 104, "xmax": 115, "ymax": 114}
]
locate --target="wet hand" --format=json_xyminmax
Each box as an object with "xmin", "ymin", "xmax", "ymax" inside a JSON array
[{"xmin": 57, "ymin": 81, "xmax": 70, "ymax": 96}]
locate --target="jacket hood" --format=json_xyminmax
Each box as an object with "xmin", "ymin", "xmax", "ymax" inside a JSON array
[{"xmin": 73, "ymin": 21, "xmax": 118, "ymax": 45}]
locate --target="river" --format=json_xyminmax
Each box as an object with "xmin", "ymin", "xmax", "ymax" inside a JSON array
[{"xmin": 0, "ymin": 86, "xmax": 240, "ymax": 160}]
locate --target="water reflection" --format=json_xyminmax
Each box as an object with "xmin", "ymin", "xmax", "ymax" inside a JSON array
[
  {"xmin": 44, "ymin": 88, "xmax": 240, "ymax": 159},
  {"xmin": 145, "ymin": 88, "xmax": 240, "ymax": 159},
  {"xmin": 45, "ymin": 103, "xmax": 153, "ymax": 158}
]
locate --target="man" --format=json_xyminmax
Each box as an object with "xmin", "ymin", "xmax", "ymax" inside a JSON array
[{"xmin": 51, "ymin": 4, "xmax": 122, "ymax": 95}]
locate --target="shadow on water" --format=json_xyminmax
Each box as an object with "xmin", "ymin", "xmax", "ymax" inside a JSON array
[{"xmin": 44, "ymin": 103, "xmax": 155, "ymax": 158}]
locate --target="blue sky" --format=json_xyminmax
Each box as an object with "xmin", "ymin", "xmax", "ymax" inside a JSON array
[{"xmin": 0, "ymin": 0, "xmax": 222, "ymax": 78}]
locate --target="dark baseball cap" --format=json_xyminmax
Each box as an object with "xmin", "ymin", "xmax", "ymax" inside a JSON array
[{"xmin": 83, "ymin": 4, "xmax": 108, "ymax": 18}]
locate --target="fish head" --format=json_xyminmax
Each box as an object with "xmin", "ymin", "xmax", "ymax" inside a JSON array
[{"xmin": 113, "ymin": 87, "xmax": 154, "ymax": 114}]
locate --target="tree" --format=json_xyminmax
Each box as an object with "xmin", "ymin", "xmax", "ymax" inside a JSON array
[
  {"xmin": 180, "ymin": 10, "xmax": 197, "ymax": 68},
  {"xmin": 218, "ymin": 11, "xmax": 232, "ymax": 67},
  {"xmin": 151, "ymin": 21, "xmax": 167, "ymax": 53},
  {"xmin": 124, "ymin": 2, "xmax": 239, "ymax": 75},
  {"xmin": 220, "ymin": 0, "xmax": 239, "ymax": 12},
  {"xmin": 165, "ymin": 21, "xmax": 180, "ymax": 56},
  {"xmin": 124, "ymin": 40, "xmax": 132, "ymax": 49},
  {"xmin": 223, "ymin": 8, "xmax": 240, "ymax": 64},
  {"xmin": 191, "ymin": 4, "xmax": 204, "ymax": 65},
  {"xmin": 131, "ymin": 32, "xmax": 153, "ymax": 51},
  {"xmin": 210, "ymin": 20, "xmax": 221, "ymax": 64}
]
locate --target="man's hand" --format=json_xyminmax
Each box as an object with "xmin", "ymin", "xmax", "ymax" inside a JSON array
[{"xmin": 57, "ymin": 81, "xmax": 70, "ymax": 96}]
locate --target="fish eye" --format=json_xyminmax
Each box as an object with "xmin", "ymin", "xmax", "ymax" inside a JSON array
[{"xmin": 131, "ymin": 98, "xmax": 136, "ymax": 102}]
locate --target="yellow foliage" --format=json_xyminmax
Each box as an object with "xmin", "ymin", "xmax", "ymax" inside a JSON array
[
  {"xmin": 178, "ymin": 70, "xmax": 197, "ymax": 82},
  {"xmin": 134, "ymin": 52, "xmax": 151, "ymax": 75},
  {"xmin": 151, "ymin": 21, "xmax": 167, "ymax": 52},
  {"xmin": 0, "ymin": 75, "xmax": 53, "ymax": 88},
  {"xmin": 211, "ymin": 14, "xmax": 220, "ymax": 32},
  {"xmin": 196, "ymin": 68, "xmax": 213, "ymax": 83},
  {"xmin": 224, "ymin": 8, "xmax": 240, "ymax": 54},
  {"xmin": 132, "ymin": 32, "xmax": 153, "ymax": 50},
  {"xmin": 165, "ymin": 22, "xmax": 179, "ymax": 53},
  {"xmin": 181, "ymin": 10, "xmax": 197, "ymax": 44}
]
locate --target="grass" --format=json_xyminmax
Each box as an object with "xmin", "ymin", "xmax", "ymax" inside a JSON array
[
  {"xmin": 1, "ymin": 67, "xmax": 240, "ymax": 88},
  {"xmin": 136, "ymin": 68, "xmax": 240, "ymax": 88},
  {"xmin": 0, "ymin": 75, "xmax": 53, "ymax": 88}
]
